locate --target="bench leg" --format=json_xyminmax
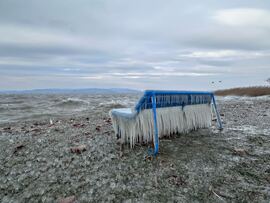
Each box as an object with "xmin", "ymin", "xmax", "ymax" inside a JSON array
[
  {"xmin": 151, "ymin": 95, "xmax": 159, "ymax": 155},
  {"xmin": 212, "ymin": 95, "xmax": 223, "ymax": 130}
]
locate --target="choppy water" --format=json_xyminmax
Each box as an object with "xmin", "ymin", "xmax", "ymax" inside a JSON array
[
  {"xmin": 0, "ymin": 93, "xmax": 269, "ymax": 126},
  {"xmin": 0, "ymin": 93, "xmax": 142, "ymax": 124}
]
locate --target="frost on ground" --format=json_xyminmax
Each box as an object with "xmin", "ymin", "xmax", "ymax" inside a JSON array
[{"xmin": 0, "ymin": 95, "xmax": 270, "ymax": 202}]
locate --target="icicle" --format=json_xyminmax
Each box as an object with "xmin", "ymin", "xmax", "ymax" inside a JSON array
[{"xmin": 110, "ymin": 104, "xmax": 212, "ymax": 148}]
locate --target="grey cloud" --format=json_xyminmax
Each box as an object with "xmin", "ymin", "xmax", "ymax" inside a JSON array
[{"xmin": 0, "ymin": 0, "xmax": 270, "ymax": 90}]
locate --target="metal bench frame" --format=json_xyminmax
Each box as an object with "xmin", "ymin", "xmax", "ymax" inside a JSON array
[{"xmin": 134, "ymin": 90, "xmax": 222, "ymax": 156}]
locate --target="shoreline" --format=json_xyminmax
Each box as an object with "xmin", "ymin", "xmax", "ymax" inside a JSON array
[{"xmin": 0, "ymin": 95, "xmax": 270, "ymax": 202}]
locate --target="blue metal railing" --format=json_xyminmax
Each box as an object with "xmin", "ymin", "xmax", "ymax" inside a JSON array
[{"xmin": 140, "ymin": 90, "xmax": 223, "ymax": 156}]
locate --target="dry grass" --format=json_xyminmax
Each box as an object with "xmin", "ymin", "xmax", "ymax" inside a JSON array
[{"xmin": 215, "ymin": 86, "xmax": 270, "ymax": 97}]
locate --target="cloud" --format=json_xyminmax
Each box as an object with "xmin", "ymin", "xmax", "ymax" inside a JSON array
[
  {"xmin": 0, "ymin": 23, "xmax": 124, "ymax": 55},
  {"xmin": 110, "ymin": 72, "xmax": 216, "ymax": 77},
  {"xmin": 213, "ymin": 8, "xmax": 270, "ymax": 27},
  {"xmin": 179, "ymin": 50, "xmax": 270, "ymax": 60}
]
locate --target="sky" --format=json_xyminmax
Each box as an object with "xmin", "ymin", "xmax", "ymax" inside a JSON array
[{"xmin": 0, "ymin": 0, "xmax": 270, "ymax": 91}]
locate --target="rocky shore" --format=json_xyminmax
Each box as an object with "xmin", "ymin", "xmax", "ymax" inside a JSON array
[{"xmin": 0, "ymin": 95, "xmax": 270, "ymax": 202}]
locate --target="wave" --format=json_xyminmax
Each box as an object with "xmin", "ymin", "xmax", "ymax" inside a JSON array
[
  {"xmin": 98, "ymin": 99, "xmax": 132, "ymax": 109},
  {"xmin": 0, "ymin": 107, "xmax": 7, "ymax": 113},
  {"xmin": 53, "ymin": 98, "xmax": 90, "ymax": 108}
]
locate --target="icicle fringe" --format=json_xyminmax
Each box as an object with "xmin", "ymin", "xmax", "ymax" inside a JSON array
[{"xmin": 110, "ymin": 104, "xmax": 212, "ymax": 148}]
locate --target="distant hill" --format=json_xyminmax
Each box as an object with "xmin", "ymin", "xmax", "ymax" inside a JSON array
[
  {"xmin": 215, "ymin": 86, "xmax": 270, "ymax": 97},
  {"xmin": 0, "ymin": 88, "xmax": 141, "ymax": 94}
]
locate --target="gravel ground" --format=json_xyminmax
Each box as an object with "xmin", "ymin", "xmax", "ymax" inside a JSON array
[{"xmin": 0, "ymin": 95, "xmax": 270, "ymax": 202}]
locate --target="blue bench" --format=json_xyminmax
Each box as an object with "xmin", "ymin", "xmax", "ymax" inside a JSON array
[{"xmin": 110, "ymin": 90, "xmax": 222, "ymax": 155}]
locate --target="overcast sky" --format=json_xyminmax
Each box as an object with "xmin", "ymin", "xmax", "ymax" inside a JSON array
[{"xmin": 0, "ymin": 0, "xmax": 270, "ymax": 91}]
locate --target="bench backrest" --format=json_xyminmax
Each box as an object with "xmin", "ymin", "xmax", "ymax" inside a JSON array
[{"xmin": 135, "ymin": 90, "xmax": 213, "ymax": 112}]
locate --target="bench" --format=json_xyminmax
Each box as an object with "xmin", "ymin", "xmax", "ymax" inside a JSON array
[{"xmin": 110, "ymin": 90, "xmax": 222, "ymax": 155}]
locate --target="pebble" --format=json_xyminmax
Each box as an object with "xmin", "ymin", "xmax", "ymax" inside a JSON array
[
  {"xmin": 58, "ymin": 196, "xmax": 76, "ymax": 203},
  {"xmin": 70, "ymin": 145, "xmax": 87, "ymax": 154},
  {"xmin": 232, "ymin": 148, "xmax": 247, "ymax": 156}
]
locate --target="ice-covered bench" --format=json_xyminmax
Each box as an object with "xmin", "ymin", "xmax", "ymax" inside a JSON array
[{"xmin": 110, "ymin": 90, "xmax": 222, "ymax": 155}]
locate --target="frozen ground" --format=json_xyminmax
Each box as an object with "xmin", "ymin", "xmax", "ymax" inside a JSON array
[{"xmin": 0, "ymin": 94, "xmax": 270, "ymax": 202}]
